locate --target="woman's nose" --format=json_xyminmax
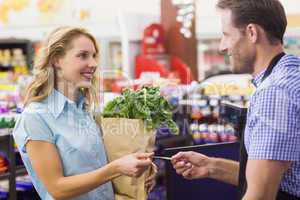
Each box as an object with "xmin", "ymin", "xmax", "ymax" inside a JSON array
[{"xmin": 89, "ymin": 58, "xmax": 98, "ymax": 68}]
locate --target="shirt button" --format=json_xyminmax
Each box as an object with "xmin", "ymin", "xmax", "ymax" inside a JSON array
[{"xmin": 78, "ymin": 117, "xmax": 89, "ymax": 128}]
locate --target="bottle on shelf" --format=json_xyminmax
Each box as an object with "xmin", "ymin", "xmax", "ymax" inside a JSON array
[
  {"xmin": 209, "ymin": 95, "xmax": 221, "ymax": 122},
  {"xmin": 190, "ymin": 122, "xmax": 202, "ymax": 145},
  {"xmin": 218, "ymin": 124, "xmax": 228, "ymax": 142},
  {"xmin": 199, "ymin": 123, "xmax": 209, "ymax": 144},
  {"xmin": 225, "ymin": 125, "xmax": 238, "ymax": 142},
  {"xmin": 2, "ymin": 50, "xmax": 12, "ymax": 68},
  {"xmin": 207, "ymin": 124, "xmax": 219, "ymax": 143}
]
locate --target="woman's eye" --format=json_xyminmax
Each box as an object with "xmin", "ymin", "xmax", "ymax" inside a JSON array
[{"xmin": 79, "ymin": 53, "xmax": 89, "ymax": 59}]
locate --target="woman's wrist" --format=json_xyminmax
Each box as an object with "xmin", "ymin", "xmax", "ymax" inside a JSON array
[{"xmin": 105, "ymin": 160, "xmax": 122, "ymax": 180}]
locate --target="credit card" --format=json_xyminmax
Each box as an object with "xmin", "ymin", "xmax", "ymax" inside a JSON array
[{"xmin": 153, "ymin": 156, "xmax": 172, "ymax": 161}]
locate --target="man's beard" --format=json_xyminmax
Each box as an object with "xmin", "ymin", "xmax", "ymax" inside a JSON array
[{"xmin": 231, "ymin": 53, "xmax": 255, "ymax": 74}]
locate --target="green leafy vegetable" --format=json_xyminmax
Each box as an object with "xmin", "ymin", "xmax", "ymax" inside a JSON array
[{"xmin": 102, "ymin": 87, "xmax": 179, "ymax": 134}]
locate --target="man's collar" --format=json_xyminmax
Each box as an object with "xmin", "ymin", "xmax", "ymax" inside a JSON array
[
  {"xmin": 251, "ymin": 53, "xmax": 286, "ymax": 88},
  {"xmin": 251, "ymin": 69, "xmax": 266, "ymax": 88}
]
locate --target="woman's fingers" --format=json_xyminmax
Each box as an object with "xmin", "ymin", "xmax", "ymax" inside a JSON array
[{"xmin": 136, "ymin": 152, "xmax": 154, "ymax": 160}]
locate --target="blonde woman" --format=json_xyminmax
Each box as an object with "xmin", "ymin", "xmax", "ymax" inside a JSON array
[{"xmin": 13, "ymin": 27, "xmax": 155, "ymax": 200}]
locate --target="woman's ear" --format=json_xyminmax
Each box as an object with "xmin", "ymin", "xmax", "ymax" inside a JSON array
[{"xmin": 52, "ymin": 57, "xmax": 60, "ymax": 69}]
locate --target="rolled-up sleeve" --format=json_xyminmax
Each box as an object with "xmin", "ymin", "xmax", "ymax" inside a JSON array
[
  {"xmin": 13, "ymin": 112, "xmax": 55, "ymax": 154},
  {"xmin": 247, "ymin": 86, "xmax": 300, "ymax": 161}
]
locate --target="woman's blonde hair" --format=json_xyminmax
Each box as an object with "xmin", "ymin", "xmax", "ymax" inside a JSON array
[{"xmin": 23, "ymin": 26, "xmax": 100, "ymax": 112}]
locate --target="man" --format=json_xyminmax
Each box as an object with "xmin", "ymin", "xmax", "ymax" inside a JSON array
[{"xmin": 171, "ymin": 0, "xmax": 300, "ymax": 200}]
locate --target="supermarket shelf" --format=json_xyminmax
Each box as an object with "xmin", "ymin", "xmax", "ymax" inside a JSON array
[
  {"xmin": 0, "ymin": 130, "xmax": 20, "ymax": 199},
  {"xmin": 0, "ymin": 129, "xmax": 13, "ymax": 137},
  {"xmin": 0, "ymin": 133, "xmax": 10, "ymax": 142},
  {"xmin": 0, "ymin": 131, "xmax": 13, "ymax": 145},
  {"xmin": 0, "ymin": 166, "xmax": 27, "ymax": 181},
  {"xmin": 157, "ymin": 135, "xmax": 192, "ymax": 150}
]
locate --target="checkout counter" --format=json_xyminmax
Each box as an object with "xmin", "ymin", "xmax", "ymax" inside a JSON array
[{"xmin": 160, "ymin": 101, "xmax": 247, "ymax": 200}]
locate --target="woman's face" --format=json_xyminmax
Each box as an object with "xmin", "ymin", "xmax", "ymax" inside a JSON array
[{"xmin": 56, "ymin": 35, "xmax": 98, "ymax": 89}]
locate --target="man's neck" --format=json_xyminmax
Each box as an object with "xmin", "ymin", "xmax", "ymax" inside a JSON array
[{"xmin": 252, "ymin": 44, "xmax": 284, "ymax": 77}]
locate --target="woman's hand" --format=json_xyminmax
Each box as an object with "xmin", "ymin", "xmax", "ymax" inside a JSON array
[
  {"xmin": 113, "ymin": 153, "xmax": 153, "ymax": 178},
  {"xmin": 145, "ymin": 162, "xmax": 157, "ymax": 193}
]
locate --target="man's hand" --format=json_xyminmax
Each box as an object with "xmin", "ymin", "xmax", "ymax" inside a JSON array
[
  {"xmin": 171, "ymin": 151, "xmax": 239, "ymax": 185},
  {"xmin": 171, "ymin": 151, "xmax": 211, "ymax": 180}
]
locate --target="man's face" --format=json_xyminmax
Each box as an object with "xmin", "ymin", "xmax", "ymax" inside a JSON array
[{"xmin": 218, "ymin": 9, "xmax": 255, "ymax": 74}]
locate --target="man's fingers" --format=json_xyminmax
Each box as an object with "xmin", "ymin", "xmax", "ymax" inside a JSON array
[
  {"xmin": 176, "ymin": 168, "xmax": 186, "ymax": 175},
  {"xmin": 185, "ymin": 162, "xmax": 192, "ymax": 168},
  {"xmin": 175, "ymin": 163, "xmax": 193, "ymax": 175},
  {"xmin": 174, "ymin": 160, "xmax": 186, "ymax": 168},
  {"xmin": 171, "ymin": 152, "xmax": 186, "ymax": 161},
  {"xmin": 174, "ymin": 161, "xmax": 192, "ymax": 169},
  {"xmin": 171, "ymin": 151, "xmax": 195, "ymax": 163},
  {"xmin": 182, "ymin": 167, "xmax": 194, "ymax": 179}
]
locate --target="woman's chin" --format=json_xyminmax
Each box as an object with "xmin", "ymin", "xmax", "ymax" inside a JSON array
[{"xmin": 75, "ymin": 81, "xmax": 93, "ymax": 89}]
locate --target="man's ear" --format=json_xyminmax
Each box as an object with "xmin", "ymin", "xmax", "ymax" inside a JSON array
[{"xmin": 245, "ymin": 23, "xmax": 259, "ymax": 43}]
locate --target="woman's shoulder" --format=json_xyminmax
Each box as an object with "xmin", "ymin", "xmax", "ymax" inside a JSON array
[
  {"xmin": 22, "ymin": 101, "xmax": 49, "ymax": 115},
  {"xmin": 15, "ymin": 101, "xmax": 49, "ymax": 127},
  {"xmin": 15, "ymin": 101, "xmax": 51, "ymax": 127},
  {"xmin": 13, "ymin": 101, "xmax": 55, "ymax": 154}
]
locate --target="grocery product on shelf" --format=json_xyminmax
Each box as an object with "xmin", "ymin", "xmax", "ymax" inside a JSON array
[
  {"xmin": 0, "ymin": 175, "xmax": 36, "ymax": 200},
  {"xmin": 169, "ymin": 75, "xmax": 252, "ymax": 145},
  {"xmin": 0, "ymin": 181, "xmax": 8, "ymax": 200},
  {"xmin": 0, "ymin": 116, "xmax": 15, "ymax": 130},
  {"xmin": 0, "ymin": 154, "xmax": 7, "ymax": 174},
  {"xmin": 0, "ymin": 48, "xmax": 28, "ymax": 75},
  {"xmin": 0, "ymin": 115, "xmax": 16, "ymax": 177},
  {"xmin": 189, "ymin": 122, "xmax": 237, "ymax": 145}
]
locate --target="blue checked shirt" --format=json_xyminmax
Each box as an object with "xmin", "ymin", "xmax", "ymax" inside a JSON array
[{"xmin": 244, "ymin": 54, "xmax": 300, "ymax": 197}]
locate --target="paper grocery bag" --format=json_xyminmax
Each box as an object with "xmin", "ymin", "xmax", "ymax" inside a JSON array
[{"xmin": 96, "ymin": 117, "xmax": 156, "ymax": 200}]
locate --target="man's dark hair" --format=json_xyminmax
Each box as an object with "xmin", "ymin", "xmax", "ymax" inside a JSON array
[{"xmin": 216, "ymin": 0, "xmax": 287, "ymax": 44}]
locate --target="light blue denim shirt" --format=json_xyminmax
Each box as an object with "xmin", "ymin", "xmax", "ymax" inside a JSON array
[{"xmin": 13, "ymin": 89, "xmax": 115, "ymax": 200}]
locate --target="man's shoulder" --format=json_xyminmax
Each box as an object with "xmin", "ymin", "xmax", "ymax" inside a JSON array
[
  {"xmin": 255, "ymin": 55, "xmax": 300, "ymax": 99},
  {"xmin": 275, "ymin": 54, "xmax": 300, "ymax": 77},
  {"xmin": 278, "ymin": 54, "xmax": 300, "ymax": 67}
]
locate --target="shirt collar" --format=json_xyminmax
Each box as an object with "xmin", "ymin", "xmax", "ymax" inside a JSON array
[
  {"xmin": 251, "ymin": 53, "xmax": 286, "ymax": 88},
  {"xmin": 46, "ymin": 89, "xmax": 85, "ymax": 119},
  {"xmin": 251, "ymin": 69, "xmax": 266, "ymax": 88}
]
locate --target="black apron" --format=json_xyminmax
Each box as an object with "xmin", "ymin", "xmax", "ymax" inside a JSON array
[{"xmin": 238, "ymin": 52, "xmax": 300, "ymax": 200}]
